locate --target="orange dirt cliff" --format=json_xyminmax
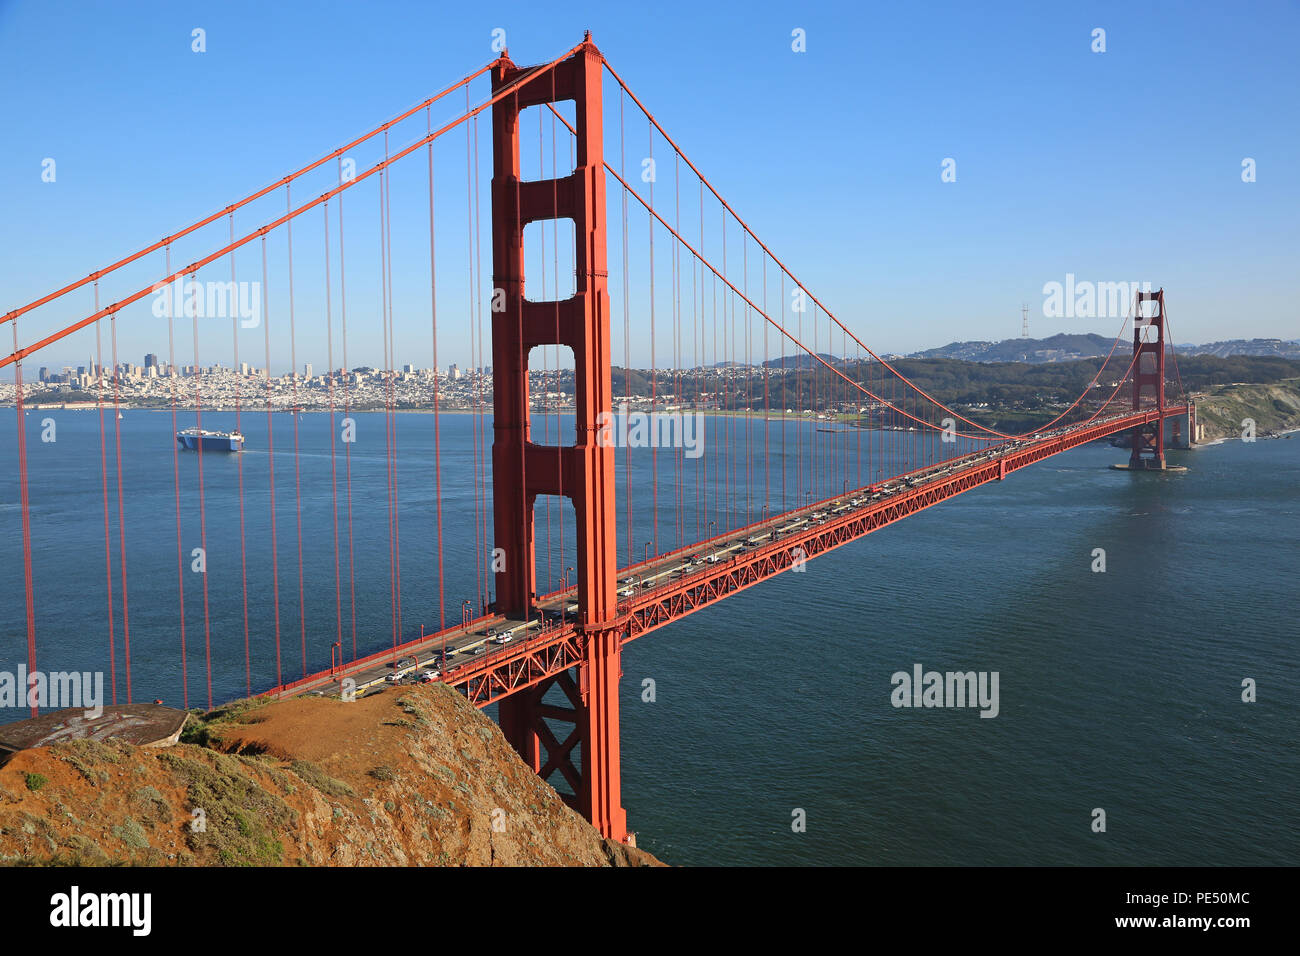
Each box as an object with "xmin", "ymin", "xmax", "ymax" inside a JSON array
[{"xmin": 0, "ymin": 683, "xmax": 660, "ymax": 866}]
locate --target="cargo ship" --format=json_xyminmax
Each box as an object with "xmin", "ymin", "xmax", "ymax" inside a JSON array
[{"xmin": 176, "ymin": 428, "xmax": 244, "ymax": 453}]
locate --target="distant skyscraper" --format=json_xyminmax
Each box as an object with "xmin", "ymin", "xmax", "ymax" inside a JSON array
[
  {"xmin": 303, "ymin": 362, "xmax": 313, "ymax": 379},
  {"xmin": 449, "ymin": 363, "xmax": 461, "ymax": 380},
  {"xmin": 144, "ymin": 353, "xmax": 158, "ymax": 369}
]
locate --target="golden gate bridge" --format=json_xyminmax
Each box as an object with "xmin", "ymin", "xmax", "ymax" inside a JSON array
[{"xmin": 1, "ymin": 35, "xmax": 1190, "ymax": 842}]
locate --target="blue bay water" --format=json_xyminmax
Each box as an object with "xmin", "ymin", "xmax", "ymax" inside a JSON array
[
  {"xmin": 0, "ymin": 407, "xmax": 1295, "ymax": 865},
  {"xmin": 621, "ymin": 435, "xmax": 1300, "ymax": 865}
]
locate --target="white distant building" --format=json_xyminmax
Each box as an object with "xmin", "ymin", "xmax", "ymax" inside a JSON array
[
  {"xmin": 303, "ymin": 363, "xmax": 313, "ymax": 380},
  {"xmin": 449, "ymin": 364, "xmax": 461, "ymax": 380}
]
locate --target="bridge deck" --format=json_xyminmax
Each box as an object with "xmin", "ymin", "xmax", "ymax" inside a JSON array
[{"xmin": 271, "ymin": 405, "xmax": 1186, "ymax": 707}]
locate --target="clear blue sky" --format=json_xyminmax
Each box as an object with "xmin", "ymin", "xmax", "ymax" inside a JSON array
[{"xmin": 2, "ymin": 0, "xmax": 1297, "ymax": 376}]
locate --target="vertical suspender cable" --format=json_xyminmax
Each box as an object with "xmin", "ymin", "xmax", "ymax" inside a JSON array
[
  {"xmin": 472, "ymin": 101, "xmax": 484, "ymax": 611},
  {"xmin": 427, "ymin": 106, "xmax": 447, "ymax": 631},
  {"xmin": 261, "ymin": 237, "xmax": 283, "ymax": 687},
  {"xmin": 11, "ymin": 319, "xmax": 38, "ymax": 716},
  {"xmin": 109, "ymin": 305, "xmax": 131, "ymax": 701},
  {"xmin": 324, "ymin": 201, "xmax": 346, "ymax": 663},
  {"xmin": 338, "ymin": 157, "xmax": 357, "ymax": 660},
  {"xmin": 93, "ymin": 284, "xmax": 118, "ymax": 704},
  {"xmin": 165, "ymin": 248, "xmax": 189, "ymax": 707},
  {"xmin": 648, "ymin": 116, "xmax": 658, "ymax": 559},
  {"xmin": 383, "ymin": 139, "xmax": 404, "ymax": 641},
  {"xmin": 231, "ymin": 214, "xmax": 252, "ymax": 696},
  {"xmin": 286, "ymin": 185, "xmax": 308, "ymax": 678},
  {"xmin": 620, "ymin": 88, "xmax": 633, "ymax": 568},
  {"xmin": 378, "ymin": 166, "xmax": 398, "ymax": 656},
  {"xmin": 191, "ymin": 265, "xmax": 214, "ymax": 708},
  {"xmin": 472, "ymin": 114, "xmax": 489, "ymax": 613}
]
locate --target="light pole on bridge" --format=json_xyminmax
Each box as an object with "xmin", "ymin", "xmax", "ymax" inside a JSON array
[{"xmin": 559, "ymin": 566, "xmax": 574, "ymax": 624}]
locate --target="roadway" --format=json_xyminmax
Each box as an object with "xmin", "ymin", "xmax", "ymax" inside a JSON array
[{"xmin": 273, "ymin": 405, "xmax": 1185, "ymax": 705}]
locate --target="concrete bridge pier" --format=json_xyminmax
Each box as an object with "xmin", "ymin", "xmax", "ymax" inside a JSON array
[{"xmin": 1168, "ymin": 403, "xmax": 1199, "ymax": 449}]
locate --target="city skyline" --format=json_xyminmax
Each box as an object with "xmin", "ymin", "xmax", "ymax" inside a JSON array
[{"xmin": 13, "ymin": 323, "xmax": 1298, "ymax": 388}]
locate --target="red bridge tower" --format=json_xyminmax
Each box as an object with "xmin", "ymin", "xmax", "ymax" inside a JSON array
[
  {"xmin": 489, "ymin": 38, "xmax": 627, "ymax": 841},
  {"xmin": 1129, "ymin": 288, "xmax": 1167, "ymax": 469}
]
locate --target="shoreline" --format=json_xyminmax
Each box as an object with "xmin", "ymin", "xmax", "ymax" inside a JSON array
[
  {"xmin": 1193, "ymin": 424, "xmax": 1300, "ymax": 447},
  {"xmin": 0, "ymin": 402, "xmax": 1036, "ymax": 428},
  {"xmin": 16, "ymin": 402, "xmax": 1298, "ymax": 444}
]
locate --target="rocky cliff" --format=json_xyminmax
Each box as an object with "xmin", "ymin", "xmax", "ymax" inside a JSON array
[
  {"xmin": 0, "ymin": 683, "xmax": 660, "ymax": 867},
  {"xmin": 1195, "ymin": 381, "xmax": 1300, "ymax": 442}
]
